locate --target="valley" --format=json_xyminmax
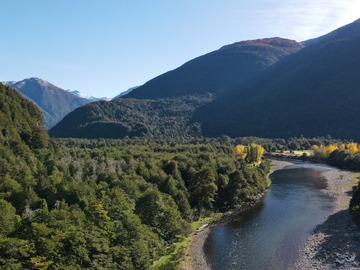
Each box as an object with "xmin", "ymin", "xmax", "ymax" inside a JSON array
[{"xmin": 1, "ymin": 16, "xmax": 360, "ymax": 270}]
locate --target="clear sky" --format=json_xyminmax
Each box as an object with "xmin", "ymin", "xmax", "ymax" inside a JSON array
[{"xmin": 1, "ymin": 0, "xmax": 359, "ymax": 98}]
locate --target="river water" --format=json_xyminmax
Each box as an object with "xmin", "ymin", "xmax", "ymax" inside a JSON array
[{"xmin": 204, "ymin": 162, "xmax": 335, "ymax": 270}]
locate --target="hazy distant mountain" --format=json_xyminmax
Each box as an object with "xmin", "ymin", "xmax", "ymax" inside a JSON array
[
  {"xmin": 126, "ymin": 38, "xmax": 303, "ymax": 99},
  {"xmin": 195, "ymin": 18, "xmax": 360, "ymax": 140},
  {"xmin": 113, "ymin": 86, "xmax": 139, "ymax": 99},
  {"xmin": 4, "ymin": 78, "xmax": 90, "ymax": 128},
  {"xmin": 302, "ymin": 18, "xmax": 360, "ymax": 46}
]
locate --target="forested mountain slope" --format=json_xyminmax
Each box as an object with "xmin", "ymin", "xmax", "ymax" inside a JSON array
[
  {"xmin": 50, "ymin": 94, "xmax": 214, "ymax": 139},
  {"xmin": 126, "ymin": 38, "xmax": 302, "ymax": 99}
]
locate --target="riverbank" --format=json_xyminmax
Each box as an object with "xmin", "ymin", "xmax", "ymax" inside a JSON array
[
  {"xmin": 291, "ymin": 163, "xmax": 360, "ymax": 269},
  {"xmin": 187, "ymin": 224, "xmax": 212, "ymax": 270},
  {"xmin": 187, "ymin": 159, "xmax": 360, "ymax": 270}
]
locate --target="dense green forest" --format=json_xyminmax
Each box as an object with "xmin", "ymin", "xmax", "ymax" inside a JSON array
[{"xmin": 0, "ymin": 84, "xmax": 271, "ymax": 269}]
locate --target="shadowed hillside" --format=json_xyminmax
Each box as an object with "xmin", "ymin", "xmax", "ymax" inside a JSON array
[
  {"xmin": 126, "ymin": 38, "xmax": 302, "ymax": 99},
  {"xmin": 195, "ymin": 31, "xmax": 360, "ymax": 140}
]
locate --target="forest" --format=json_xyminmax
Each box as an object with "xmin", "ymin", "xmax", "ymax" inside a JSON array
[
  {"xmin": 2, "ymin": 83, "xmax": 360, "ymax": 269},
  {"xmin": 0, "ymin": 84, "xmax": 271, "ymax": 269}
]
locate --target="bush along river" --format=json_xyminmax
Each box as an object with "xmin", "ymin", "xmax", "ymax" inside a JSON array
[{"xmin": 203, "ymin": 161, "xmax": 338, "ymax": 270}]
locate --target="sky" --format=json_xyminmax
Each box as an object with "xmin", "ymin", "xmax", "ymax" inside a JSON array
[{"xmin": 1, "ymin": 1, "xmax": 359, "ymax": 98}]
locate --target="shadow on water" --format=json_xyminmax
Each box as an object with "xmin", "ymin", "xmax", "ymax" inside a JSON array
[{"xmin": 310, "ymin": 210, "xmax": 360, "ymax": 267}]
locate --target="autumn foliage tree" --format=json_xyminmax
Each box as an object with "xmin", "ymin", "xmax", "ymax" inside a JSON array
[
  {"xmin": 312, "ymin": 142, "xmax": 360, "ymax": 158},
  {"xmin": 235, "ymin": 143, "xmax": 265, "ymax": 163}
]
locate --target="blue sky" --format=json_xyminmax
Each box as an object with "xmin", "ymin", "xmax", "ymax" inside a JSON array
[{"xmin": 1, "ymin": 0, "xmax": 359, "ymax": 98}]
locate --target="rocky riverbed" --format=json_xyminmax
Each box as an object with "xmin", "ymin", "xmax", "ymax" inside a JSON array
[{"xmin": 291, "ymin": 165, "xmax": 360, "ymax": 269}]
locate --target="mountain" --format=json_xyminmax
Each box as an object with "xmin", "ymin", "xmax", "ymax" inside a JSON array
[
  {"xmin": 49, "ymin": 94, "xmax": 214, "ymax": 139},
  {"xmin": 194, "ymin": 19, "xmax": 360, "ymax": 140},
  {"xmin": 51, "ymin": 19, "xmax": 360, "ymax": 141},
  {"xmin": 4, "ymin": 78, "xmax": 90, "ymax": 128},
  {"xmin": 126, "ymin": 38, "xmax": 303, "ymax": 99},
  {"xmin": 51, "ymin": 37, "xmax": 302, "ymax": 139}
]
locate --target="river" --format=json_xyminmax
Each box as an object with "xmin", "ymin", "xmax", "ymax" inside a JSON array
[{"xmin": 204, "ymin": 162, "xmax": 335, "ymax": 270}]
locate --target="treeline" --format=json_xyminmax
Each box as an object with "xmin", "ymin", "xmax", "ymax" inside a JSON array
[{"xmin": 0, "ymin": 84, "xmax": 271, "ymax": 270}]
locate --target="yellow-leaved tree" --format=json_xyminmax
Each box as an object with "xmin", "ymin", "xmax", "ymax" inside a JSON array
[
  {"xmin": 347, "ymin": 143, "xmax": 359, "ymax": 154},
  {"xmin": 235, "ymin": 144, "xmax": 247, "ymax": 159},
  {"xmin": 312, "ymin": 144, "xmax": 339, "ymax": 158},
  {"xmin": 235, "ymin": 143, "xmax": 265, "ymax": 163}
]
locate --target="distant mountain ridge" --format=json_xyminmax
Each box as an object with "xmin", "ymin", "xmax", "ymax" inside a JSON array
[{"xmin": 4, "ymin": 78, "xmax": 91, "ymax": 128}]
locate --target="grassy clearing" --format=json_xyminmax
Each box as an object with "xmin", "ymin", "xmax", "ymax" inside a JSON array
[
  {"xmin": 270, "ymin": 150, "xmax": 313, "ymax": 157},
  {"xmin": 150, "ymin": 236, "xmax": 191, "ymax": 270},
  {"xmin": 150, "ymin": 213, "xmax": 225, "ymax": 270}
]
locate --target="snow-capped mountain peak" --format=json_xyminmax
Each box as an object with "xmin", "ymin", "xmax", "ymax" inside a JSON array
[{"xmin": 68, "ymin": 90, "xmax": 110, "ymax": 101}]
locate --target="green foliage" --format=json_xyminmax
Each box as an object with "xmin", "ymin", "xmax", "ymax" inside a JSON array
[
  {"xmin": 189, "ymin": 167, "xmax": 218, "ymax": 209},
  {"xmin": 0, "ymin": 86, "xmax": 271, "ymax": 269},
  {"xmin": 136, "ymin": 188, "xmax": 183, "ymax": 241},
  {"xmin": 0, "ymin": 199, "xmax": 20, "ymax": 235}
]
